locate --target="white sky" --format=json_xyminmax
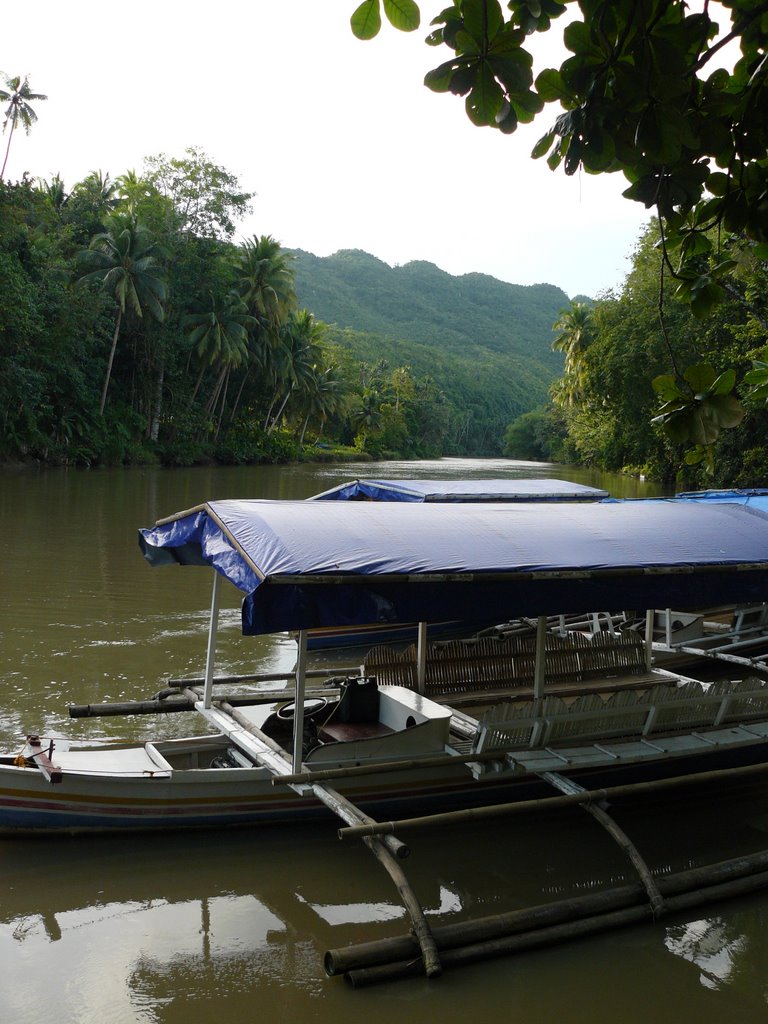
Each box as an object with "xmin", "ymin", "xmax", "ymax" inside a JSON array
[{"xmin": 2, "ymin": 0, "xmax": 654, "ymax": 298}]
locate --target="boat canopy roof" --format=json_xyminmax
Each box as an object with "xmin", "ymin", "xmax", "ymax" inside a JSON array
[
  {"xmin": 674, "ymin": 488, "xmax": 768, "ymax": 513},
  {"xmin": 139, "ymin": 499, "xmax": 768, "ymax": 636},
  {"xmin": 308, "ymin": 478, "xmax": 609, "ymax": 502}
]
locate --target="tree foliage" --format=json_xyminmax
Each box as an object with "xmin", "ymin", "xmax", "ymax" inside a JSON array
[
  {"xmin": 0, "ymin": 73, "xmax": 46, "ymax": 180},
  {"xmin": 530, "ymin": 221, "xmax": 767, "ymax": 483},
  {"xmin": 0, "ymin": 154, "xmax": 460, "ymax": 466},
  {"xmin": 352, "ymin": 0, "xmax": 768, "ymax": 459}
]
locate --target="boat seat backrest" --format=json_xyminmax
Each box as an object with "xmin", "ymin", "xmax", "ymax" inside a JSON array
[
  {"xmin": 364, "ymin": 630, "xmax": 648, "ymax": 698},
  {"xmin": 471, "ymin": 676, "xmax": 768, "ymax": 753}
]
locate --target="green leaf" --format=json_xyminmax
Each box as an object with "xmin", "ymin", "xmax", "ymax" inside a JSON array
[
  {"xmin": 462, "ymin": 0, "xmax": 504, "ymax": 42},
  {"xmin": 351, "ymin": 0, "xmax": 382, "ymax": 39},
  {"xmin": 535, "ymin": 68, "xmax": 572, "ymax": 103},
  {"xmin": 424, "ymin": 60, "xmax": 461, "ymax": 93},
  {"xmin": 531, "ymin": 128, "xmax": 555, "ymax": 159},
  {"xmin": 708, "ymin": 369, "xmax": 736, "ymax": 396},
  {"xmin": 465, "ymin": 63, "xmax": 503, "ymax": 125},
  {"xmin": 689, "ymin": 280, "xmax": 725, "ymax": 318},
  {"xmin": 652, "ymin": 374, "xmax": 683, "ymax": 401},
  {"xmin": 382, "ymin": 0, "xmax": 420, "ymax": 31},
  {"xmin": 683, "ymin": 363, "xmax": 716, "ymax": 395}
]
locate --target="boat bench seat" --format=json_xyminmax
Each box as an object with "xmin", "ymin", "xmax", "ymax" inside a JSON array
[
  {"xmin": 364, "ymin": 630, "xmax": 649, "ymax": 699},
  {"xmin": 318, "ymin": 721, "xmax": 395, "ymax": 744},
  {"xmin": 472, "ymin": 676, "xmax": 768, "ymax": 752}
]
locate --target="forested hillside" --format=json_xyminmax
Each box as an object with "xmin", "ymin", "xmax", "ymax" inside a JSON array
[
  {"xmin": 0, "ymin": 152, "xmax": 574, "ymax": 467},
  {"xmin": 293, "ymin": 249, "xmax": 569, "ymax": 453}
]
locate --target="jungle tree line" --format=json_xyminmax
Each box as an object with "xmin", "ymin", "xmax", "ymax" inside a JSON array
[
  {"xmin": 351, "ymin": 0, "xmax": 768, "ymax": 469},
  {"xmin": 504, "ymin": 221, "xmax": 768, "ymax": 486},
  {"xmin": 0, "ymin": 146, "xmax": 454, "ymax": 466}
]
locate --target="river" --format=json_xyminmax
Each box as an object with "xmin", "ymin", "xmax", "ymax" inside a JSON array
[{"xmin": 2, "ymin": 459, "xmax": 768, "ymax": 1023}]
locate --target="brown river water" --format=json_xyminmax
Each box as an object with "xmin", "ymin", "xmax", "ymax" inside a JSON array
[{"xmin": 2, "ymin": 459, "xmax": 768, "ymax": 1023}]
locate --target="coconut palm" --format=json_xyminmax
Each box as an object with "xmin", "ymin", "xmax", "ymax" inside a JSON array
[
  {"xmin": 552, "ymin": 301, "xmax": 594, "ymax": 406},
  {"xmin": 0, "ymin": 74, "xmax": 47, "ymax": 180},
  {"xmin": 265, "ymin": 310, "xmax": 324, "ymax": 433},
  {"xmin": 184, "ymin": 293, "xmax": 254, "ymax": 426},
  {"xmin": 236, "ymin": 234, "xmax": 296, "ymax": 327},
  {"xmin": 77, "ymin": 214, "xmax": 166, "ymax": 414},
  {"xmin": 295, "ymin": 363, "xmax": 348, "ymax": 445}
]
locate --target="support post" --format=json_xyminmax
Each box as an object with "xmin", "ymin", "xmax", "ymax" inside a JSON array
[
  {"xmin": 416, "ymin": 621, "xmax": 428, "ymax": 696},
  {"xmin": 203, "ymin": 571, "xmax": 222, "ymax": 709},
  {"xmin": 645, "ymin": 608, "xmax": 654, "ymax": 671},
  {"xmin": 533, "ymin": 615, "xmax": 547, "ymax": 703},
  {"xmin": 293, "ymin": 629, "xmax": 308, "ymax": 772},
  {"xmin": 664, "ymin": 607, "xmax": 672, "ymax": 647}
]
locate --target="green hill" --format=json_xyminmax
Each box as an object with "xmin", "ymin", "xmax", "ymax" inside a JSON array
[{"xmin": 292, "ymin": 249, "xmax": 570, "ymax": 454}]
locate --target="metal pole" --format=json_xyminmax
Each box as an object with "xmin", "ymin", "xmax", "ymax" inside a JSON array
[
  {"xmin": 533, "ymin": 615, "xmax": 547, "ymax": 701},
  {"xmin": 293, "ymin": 629, "xmax": 308, "ymax": 772},
  {"xmin": 416, "ymin": 621, "xmax": 428, "ymax": 695},
  {"xmin": 645, "ymin": 608, "xmax": 654, "ymax": 671},
  {"xmin": 203, "ymin": 571, "xmax": 222, "ymax": 709}
]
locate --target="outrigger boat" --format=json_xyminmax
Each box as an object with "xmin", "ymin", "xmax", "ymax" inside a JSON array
[
  {"xmin": 7, "ymin": 496, "xmax": 768, "ymax": 982},
  {"xmin": 4, "ymin": 497, "xmax": 768, "ymax": 837}
]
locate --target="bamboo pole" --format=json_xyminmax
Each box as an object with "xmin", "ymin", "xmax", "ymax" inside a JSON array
[
  {"xmin": 538, "ymin": 770, "xmax": 664, "ymax": 914},
  {"xmin": 69, "ymin": 686, "xmax": 343, "ymax": 719},
  {"xmin": 345, "ymin": 871, "xmax": 768, "ymax": 987},
  {"xmin": 338, "ymin": 757, "xmax": 768, "ymax": 840},
  {"xmin": 167, "ymin": 667, "xmax": 360, "ymax": 686},
  {"xmin": 364, "ymin": 836, "xmax": 441, "ymax": 978},
  {"xmin": 325, "ymin": 847, "xmax": 768, "ymax": 977}
]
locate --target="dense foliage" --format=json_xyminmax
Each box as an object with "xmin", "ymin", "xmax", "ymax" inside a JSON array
[
  {"xmin": 505, "ymin": 223, "xmax": 768, "ymax": 484},
  {"xmin": 0, "ymin": 151, "xmax": 565, "ymax": 466},
  {"xmin": 293, "ymin": 248, "xmax": 568, "ymax": 453},
  {"xmin": 352, "ymin": 0, "xmax": 768, "ymax": 460}
]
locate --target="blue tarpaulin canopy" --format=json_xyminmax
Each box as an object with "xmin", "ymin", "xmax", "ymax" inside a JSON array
[
  {"xmin": 309, "ymin": 478, "xmax": 609, "ymax": 502},
  {"xmin": 139, "ymin": 499, "xmax": 768, "ymax": 636}
]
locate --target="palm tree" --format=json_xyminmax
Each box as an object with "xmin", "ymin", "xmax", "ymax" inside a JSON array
[
  {"xmin": 236, "ymin": 234, "xmax": 296, "ymax": 327},
  {"xmin": 184, "ymin": 293, "xmax": 254, "ymax": 426},
  {"xmin": 265, "ymin": 311, "xmax": 324, "ymax": 433},
  {"xmin": 71, "ymin": 170, "xmax": 120, "ymax": 219},
  {"xmin": 0, "ymin": 74, "xmax": 47, "ymax": 180},
  {"xmin": 77, "ymin": 214, "xmax": 166, "ymax": 414},
  {"xmin": 552, "ymin": 301, "xmax": 594, "ymax": 406},
  {"xmin": 296, "ymin": 363, "xmax": 348, "ymax": 445},
  {"xmin": 37, "ymin": 173, "xmax": 68, "ymax": 213},
  {"xmin": 350, "ymin": 387, "xmax": 383, "ymax": 448}
]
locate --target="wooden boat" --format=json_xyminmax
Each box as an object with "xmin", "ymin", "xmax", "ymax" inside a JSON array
[{"xmin": 4, "ymin": 497, "xmax": 768, "ymax": 839}]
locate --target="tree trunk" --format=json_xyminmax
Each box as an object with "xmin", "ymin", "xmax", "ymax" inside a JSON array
[
  {"xmin": 214, "ymin": 370, "xmax": 230, "ymax": 441},
  {"xmin": 299, "ymin": 414, "xmax": 310, "ymax": 446},
  {"xmin": 267, "ymin": 387, "xmax": 292, "ymax": 434},
  {"xmin": 150, "ymin": 359, "xmax": 165, "ymax": 441},
  {"xmin": 263, "ymin": 391, "xmax": 279, "ymax": 431},
  {"xmin": 228, "ymin": 365, "xmax": 251, "ymax": 426},
  {"xmin": 206, "ymin": 366, "xmax": 227, "ymax": 418},
  {"xmin": 0, "ymin": 120, "xmax": 16, "ymax": 180},
  {"xmin": 190, "ymin": 364, "xmax": 207, "ymax": 406},
  {"xmin": 99, "ymin": 307, "xmax": 123, "ymax": 415}
]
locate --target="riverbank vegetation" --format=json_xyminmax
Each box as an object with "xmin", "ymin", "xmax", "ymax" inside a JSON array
[
  {"xmin": 0, "ymin": 145, "xmax": 575, "ymax": 467},
  {"xmin": 504, "ymin": 223, "xmax": 768, "ymax": 487}
]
